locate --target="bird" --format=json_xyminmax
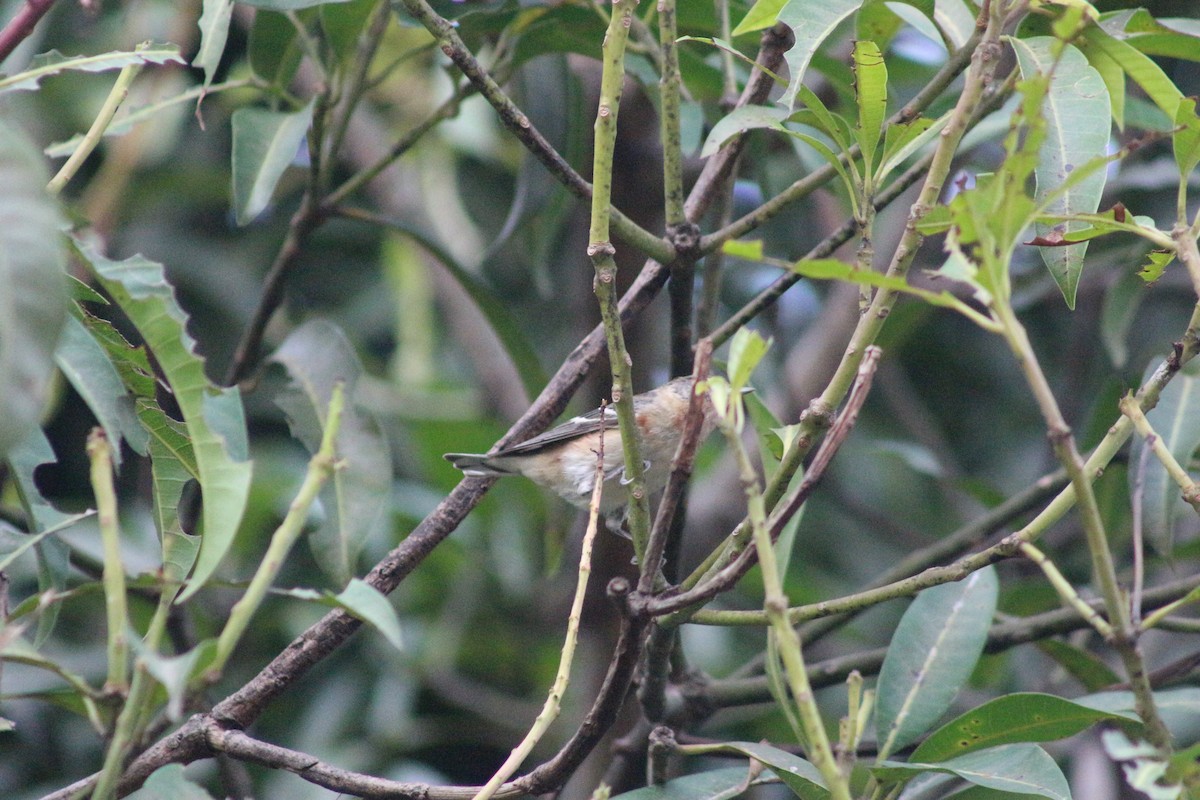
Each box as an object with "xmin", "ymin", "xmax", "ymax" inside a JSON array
[{"xmin": 444, "ymin": 376, "xmax": 720, "ymax": 518}]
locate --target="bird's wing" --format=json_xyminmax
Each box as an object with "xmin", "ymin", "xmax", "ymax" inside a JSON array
[{"xmin": 494, "ymin": 405, "xmax": 618, "ymax": 456}]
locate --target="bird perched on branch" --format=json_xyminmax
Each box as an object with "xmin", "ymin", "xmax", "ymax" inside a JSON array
[{"xmin": 444, "ymin": 376, "xmax": 719, "ymax": 517}]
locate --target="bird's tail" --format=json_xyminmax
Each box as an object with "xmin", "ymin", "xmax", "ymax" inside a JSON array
[{"xmin": 444, "ymin": 453, "xmax": 514, "ymax": 477}]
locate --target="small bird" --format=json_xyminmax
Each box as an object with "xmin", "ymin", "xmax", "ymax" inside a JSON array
[{"xmin": 445, "ymin": 377, "xmax": 719, "ymax": 517}]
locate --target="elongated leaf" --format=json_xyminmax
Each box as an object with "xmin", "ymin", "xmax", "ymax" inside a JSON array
[
  {"xmin": 611, "ymin": 767, "xmax": 755, "ymax": 800},
  {"xmin": 1035, "ymin": 639, "xmax": 1121, "ymax": 692},
  {"xmin": 55, "ymin": 314, "xmax": 148, "ymax": 468},
  {"xmin": 852, "ymin": 39, "xmax": 887, "ymax": 172},
  {"xmin": 1173, "ymin": 97, "xmax": 1200, "ymax": 179},
  {"xmin": 194, "ymin": 0, "xmax": 234, "ymax": 90},
  {"xmin": 1083, "ymin": 687, "xmax": 1200, "ymax": 743},
  {"xmin": 4, "ymin": 431, "xmax": 72, "ymax": 643},
  {"xmin": 383, "ymin": 222, "xmax": 546, "ymax": 400},
  {"xmin": 733, "ymin": 0, "xmax": 789, "ymax": 36},
  {"xmin": 0, "ymin": 43, "xmax": 183, "ymax": 95},
  {"xmin": 145, "ymin": 414, "xmax": 201, "ymax": 584},
  {"xmin": 876, "ymin": 566, "xmax": 999, "ymax": 758},
  {"xmin": 876, "ymin": 744, "xmax": 1070, "ymax": 800},
  {"xmin": 272, "ymin": 319, "xmax": 391, "ymax": 585},
  {"xmin": 911, "ymin": 692, "xmax": 1140, "ymax": 763},
  {"xmin": 1131, "ymin": 358, "xmax": 1200, "ymax": 553},
  {"xmin": 1012, "ymin": 38, "xmax": 1110, "ymax": 309},
  {"xmin": 0, "ymin": 122, "xmax": 66, "ymax": 461},
  {"xmin": 683, "ymin": 741, "xmax": 828, "ymax": 799},
  {"xmin": 231, "ymin": 101, "xmax": 314, "ymax": 225},
  {"xmin": 701, "ymin": 106, "xmax": 791, "ymax": 159},
  {"xmin": 778, "ymin": 0, "xmax": 863, "ymax": 111},
  {"xmin": 77, "ymin": 246, "xmax": 253, "ymax": 601},
  {"xmin": 283, "ymin": 579, "xmax": 403, "ymax": 650},
  {"xmin": 932, "ymin": 0, "xmax": 975, "ymax": 48},
  {"xmin": 1081, "ymin": 26, "xmax": 1182, "ymax": 121}
]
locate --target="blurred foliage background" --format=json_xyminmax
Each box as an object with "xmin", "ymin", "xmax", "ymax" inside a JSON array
[{"xmin": 3, "ymin": 0, "xmax": 1200, "ymax": 797}]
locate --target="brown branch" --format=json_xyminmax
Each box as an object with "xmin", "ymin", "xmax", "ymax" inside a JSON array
[{"xmin": 0, "ymin": 0, "xmax": 56, "ymax": 63}]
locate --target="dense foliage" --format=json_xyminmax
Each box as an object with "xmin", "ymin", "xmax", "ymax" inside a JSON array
[{"xmin": 2, "ymin": 0, "xmax": 1200, "ymax": 798}]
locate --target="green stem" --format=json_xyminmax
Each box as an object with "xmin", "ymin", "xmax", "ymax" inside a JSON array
[
  {"xmin": 588, "ymin": 0, "xmax": 653, "ymax": 560},
  {"xmin": 47, "ymin": 53, "xmax": 143, "ymax": 195},
  {"xmin": 209, "ymin": 384, "xmax": 346, "ymax": 677},
  {"xmin": 1120, "ymin": 394, "xmax": 1200, "ymax": 514},
  {"xmin": 1019, "ymin": 542, "xmax": 1113, "ymax": 638},
  {"xmin": 87, "ymin": 430, "xmax": 128, "ymax": 693},
  {"xmin": 720, "ymin": 410, "xmax": 850, "ymax": 800}
]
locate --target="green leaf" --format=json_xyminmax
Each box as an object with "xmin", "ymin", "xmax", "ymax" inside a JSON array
[
  {"xmin": 877, "ymin": 112, "xmax": 942, "ymax": 183},
  {"xmin": 144, "ymin": 414, "xmax": 201, "ymax": 583},
  {"xmin": 1084, "ymin": 687, "xmax": 1200, "ymax": 743},
  {"xmin": 248, "ymin": 11, "xmax": 302, "ymax": 87},
  {"xmin": 1172, "ymin": 96, "xmax": 1200, "ymax": 179},
  {"xmin": 321, "ymin": 0, "xmax": 377, "ymax": 62},
  {"xmin": 683, "ymin": 741, "xmax": 828, "ymax": 799},
  {"xmin": 126, "ymin": 764, "xmax": 217, "ymax": 800},
  {"xmin": 875, "ymin": 744, "xmax": 1070, "ymax": 800},
  {"xmin": 0, "ymin": 43, "xmax": 183, "ymax": 95},
  {"xmin": 131, "ymin": 639, "xmax": 216, "ymax": 722},
  {"xmin": 0, "ymin": 122, "xmax": 67, "ymax": 462},
  {"xmin": 611, "ymin": 767, "xmax": 756, "ymax": 800},
  {"xmin": 1078, "ymin": 40, "xmax": 1125, "ymax": 130},
  {"xmin": 4, "ymin": 431, "xmax": 72, "ymax": 643},
  {"xmin": 911, "ymin": 692, "xmax": 1140, "ymax": 763},
  {"xmin": 381, "ymin": 222, "xmax": 546, "ymax": 401},
  {"xmin": 55, "ymin": 314, "xmax": 149, "ymax": 468},
  {"xmin": 728, "ymin": 328, "xmax": 771, "ymax": 391},
  {"xmin": 932, "ymin": 0, "xmax": 976, "ymax": 48},
  {"xmin": 852, "ymin": 39, "xmax": 887, "ymax": 173},
  {"xmin": 732, "ymin": 0, "xmax": 789, "ymax": 36},
  {"xmin": 284, "ymin": 579, "xmax": 403, "ymax": 650},
  {"xmin": 1035, "ymin": 640, "xmax": 1121, "ymax": 692},
  {"xmin": 700, "ymin": 106, "xmax": 791, "ymax": 159},
  {"xmin": 790, "ymin": 257, "xmax": 969, "ymax": 313},
  {"xmin": 77, "ymin": 246, "xmax": 253, "ymax": 602},
  {"xmin": 231, "ymin": 100, "xmax": 315, "ymax": 225},
  {"xmin": 271, "ymin": 319, "xmax": 392, "ymax": 585},
  {"xmin": 778, "ymin": 0, "xmax": 863, "ymax": 111},
  {"xmin": 875, "ymin": 566, "xmax": 999, "ymax": 758},
  {"xmin": 1011, "ymin": 37, "xmax": 1110, "ymax": 310},
  {"xmin": 1131, "ymin": 358, "xmax": 1200, "ymax": 553},
  {"xmin": 194, "ymin": 0, "xmax": 233, "ymax": 90},
  {"xmin": 1080, "ymin": 26, "xmax": 1182, "ymax": 122},
  {"xmin": 1137, "ymin": 250, "xmax": 1173, "ymax": 283}
]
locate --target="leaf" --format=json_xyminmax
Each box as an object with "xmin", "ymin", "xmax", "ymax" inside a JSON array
[
  {"xmin": 852, "ymin": 39, "xmax": 888, "ymax": 173},
  {"xmin": 1035, "ymin": 640, "xmax": 1121, "ymax": 692},
  {"xmin": 126, "ymin": 764, "xmax": 218, "ymax": 800},
  {"xmin": 611, "ymin": 767, "xmax": 757, "ymax": 800},
  {"xmin": 1011, "ymin": 38, "xmax": 1110, "ymax": 310},
  {"xmin": 875, "ymin": 566, "xmax": 999, "ymax": 758},
  {"xmin": 1173, "ymin": 97, "xmax": 1200, "ymax": 179},
  {"xmin": 1131, "ymin": 358, "xmax": 1200, "ymax": 553},
  {"xmin": 271, "ymin": 319, "xmax": 392, "ymax": 585},
  {"xmin": 778, "ymin": 0, "xmax": 863, "ymax": 111},
  {"xmin": 682, "ymin": 741, "xmax": 829, "ymax": 799},
  {"xmin": 910, "ymin": 692, "xmax": 1140, "ymax": 763},
  {"xmin": 876, "ymin": 744, "xmax": 1071, "ymax": 800},
  {"xmin": 4, "ymin": 431, "xmax": 72, "ymax": 643},
  {"xmin": 76, "ymin": 246, "xmax": 253, "ymax": 602},
  {"xmin": 194, "ymin": 0, "xmax": 234, "ymax": 90},
  {"xmin": 877, "ymin": 112, "xmax": 944, "ymax": 183},
  {"xmin": 382, "ymin": 222, "xmax": 546, "ymax": 401},
  {"xmin": 132, "ymin": 639, "xmax": 216, "ymax": 722},
  {"xmin": 701, "ymin": 106, "xmax": 791, "ymax": 159},
  {"xmin": 733, "ymin": 0, "xmax": 789, "ymax": 36},
  {"xmin": 0, "ymin": 121, "xmax": 67, "ymax": 462},
  {"xmin": 231, "ymin": 100, "xmax": 315, "ymax": 225},
  {"xmin": 1080, "ymin": 26, "xmax": 1182, "ymax": 122},
  {"xmin": 1098, "ymin": 265, "xmax": 1147, "ymax": 369},
  {"xmin": 728, "ymin": 328, "xmax": 771, "ymax": 391},
  {"xmin": 284, "ymin": 579, "xmax": 403, "ymax": 650},
  {"xmin": 249, "ymin": 10, "xmax": 302, "ymax": 87},
  {"xmin": 144, "ymin": 415, "xmax": 201, "ymax": 584},
  {"xmin": 0, "ymin": 43, "xmax": 184, "ymax": 95},
  {"xmin": 931, "ymin": 0, "xmax": 976, "ymax": 49},
  {"xmin": 55, "ymin": 314, "xmax": 149, "ymax": 468}
]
